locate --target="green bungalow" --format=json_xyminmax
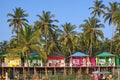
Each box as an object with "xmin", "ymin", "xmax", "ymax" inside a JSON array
[
  {"xmin": 28, "ymin": 57, "xmax": 42, "ymax": 66},
  {"xmin": 96, "ymin": 52, "xmax": 116, "ymax": 66},
  {"xmin": 27, "ymin": 52, "xmax": 42, "ymax": 66}
]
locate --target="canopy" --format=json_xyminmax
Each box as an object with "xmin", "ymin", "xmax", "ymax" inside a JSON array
[
  {"xmin": 31, "ymin": 52, "xmax": 39, "ymax": 57},
  {"xmin": 0, "ymin": 53, "xmax": 20, "ymax": 57},
  {"xmin": 48, "ymin": 53, "xmax": 64, "ymax": 60},
  {"xmin": 48, "ymin": 53, "xmax": 64, "ymax": 58},
  {"xmin": 0, "ymin": 53, "xmax": 8, "ymax": 57},
  {"xmin": 97, "ymin": 52, "xmax": 116, "ymax": 57},
  {"xmin": 70, "ymin": 52, "xmax": 89, "ymax": 57}
]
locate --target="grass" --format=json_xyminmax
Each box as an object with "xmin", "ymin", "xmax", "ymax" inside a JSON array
[
  {"xmin": 16, "ymin": 74, "xmax": 93, "ymax": 80},
  {"xmin": 5, "ymin": 72, "xmax": 119, "ymax": 80}
]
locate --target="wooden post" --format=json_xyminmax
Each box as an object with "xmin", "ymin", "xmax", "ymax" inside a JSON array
[
  {"xmin": 77, "ymin": 67, "xmax": 81, "ymax": 78},
  {"xmin": 112, "ymin": 67, "xmax": 115, "ymax": 75},
  {"xmin": 1, "ymin": 57, "xmax": 4, "ymax": 77},
  {"xmin": 45, "ymin": 67, "xmax": 48, "ymax": 77},
  {"xmin": 98, "ymin": 67, "xmax": 100, "ymax": 72},
  {"xmin": 80, "ymin": 67, "xmax": 82, "ymax": 74},
  {"xmin": 118, "ymin": 71, "xmax": 120, "ymax": 80},
  {"xmin": 2, "ymin": 65, "xmax": 4, "ymax": 77},
  {"xmin": 23, "ymin": 66, "xmax": 25, "ymax": 80},
  {"xmin": 86, "ymin": 67, "xmax": 89, "ymax": 74},
  {"xmin": 77, "ymin": 68, "xmax": 79, "ymax": 74},
  {"xmin": 28, "ymin": 67, "xmax": 30, "ymax": 75},
  {"xmin": 64, "ymin": 67, "xmax": 66, "ymax": 76},
  {"xmin": 13, "ymin": 67, "xmax": 15, "ymax": 79},
  {"xmin": 34, "ymin": 66, "xmax": 35, "ymax": 75},
  {"xmin": 54, "ymin": 67, "xmax": 56, "ymax": 75},
  {"xmin": 70, "ymin": 66, "xmax": 72, "ymax": 75}
]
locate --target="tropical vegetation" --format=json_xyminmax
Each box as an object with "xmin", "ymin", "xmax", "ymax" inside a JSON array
[{"xmin": 0, "ymin": 0, "xmax": 120, "ymax": 61}]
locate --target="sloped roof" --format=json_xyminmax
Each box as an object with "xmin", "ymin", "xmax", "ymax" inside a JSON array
[
  {"xmin": 31, "ymin": 52, "xmax": 39, "ymax": 57},
  {"xmin": 0, "ymin": 53, "xmax": 20, "ymax": 57},
  {"xmin": 70, "ymin": 52, "xmax": 89, "ymax": 57},
  {"xmin": 97, "ymin": 52, "xmax": 116, "ymax": 57},
  {"xmin": 48, "ymin": 53, "xmax": 64, "ymax": 57}
]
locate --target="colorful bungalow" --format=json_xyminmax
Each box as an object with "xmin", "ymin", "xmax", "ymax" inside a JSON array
[
  {"xmin": 28, "ymin": 57, "xmax": 42, "ymax": 66},
  {"xmin": 96, "ymin": 52, "xmax": 116, "ymax": 66},
  {"xmin": 1, "ymin": 53, "xmax": 21, "ymax": 67},
  {"xmin": 69, "ymin": 52, "xmax": 89, "ymax": 66},
  {"xmin": 47, "ymin": 53, "xmax": 65, "ymax": 67},
  {"xmin": 27, "ymin": 52, "xmax": 42, "ymax": 66}
]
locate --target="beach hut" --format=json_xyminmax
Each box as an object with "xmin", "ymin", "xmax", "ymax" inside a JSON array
[
  {"xmin": 27, "ymin": 52, "xmax": 42, "ymax": 66},
  {"xmin": 96, "ymin": 52, "xmax": 116, "ymax": 66},
  {"xmin": 28, "ymin": 57, "xmax": 42, "ymax": 66},
  {"xmin": 69, "ymin": 52, "xmax": 89, "ymax": 66},
  {"xmin": 4, "ymin": 57, "xmax": 21, "ymax": 67},
  {"xmin": 1, "ymin": 53, "xmax": 21, "ymax": 67},
  {"xmin": 47, "ymin": 53, "xmax": 65, "ymax": 67}
]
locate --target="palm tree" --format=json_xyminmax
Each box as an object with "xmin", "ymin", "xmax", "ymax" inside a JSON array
[
  {"xmin": 7, "ymin": 7, "xmax": 29, "ymax": 34},
  {"xmin": 35, "ymin": 11, "xmax": 58, "ymax": 55},
  {"xmin": 101, "ymin": 38, "xmax": 111, "ymax": 52},
  {"xmin": 104, "ymin": 2, "xmax": 120, "ymax": 53},
  {"xmin": 80, "ymin": 17, "xmax": 104, "ymax": 55},
  {"xmin": 0, "ymin": 41, "xmax": 9, "ymax": 54},
  {"xmin": 77, "ymin": 33, "xmax": 89, "ymax": 53},
  {"xmin": 112, "ymin": 10, "xmax": 120, "ymax": 34},
  {"xmin": 47, "ymin": 30, "xmax": 60, "ymax": 54},
  {"xmin": 7, "ymin": 25, "xmax": 45, "ymax": 79},
  {"xmin": 10, "ymin": 25, "xmax": 47, "ymax": 62},
  {"xmin": 113, "ymin": 34, "xmax": 120, "ymax": 57},
  {"xmin": 59, "ymin": 22, "xmax": 78, "ymax": 55},
  {"xmin": 89, "ymin": 0, "xmax": 105, "ymax": 18}
]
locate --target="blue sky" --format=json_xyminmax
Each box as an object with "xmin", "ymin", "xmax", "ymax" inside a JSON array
[{"xmin": 0, "ymin": 0, "xmax": 119, "ymax": 42}]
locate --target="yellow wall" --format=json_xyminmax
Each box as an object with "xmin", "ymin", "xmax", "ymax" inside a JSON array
[{"xmin": 5, "ymin": 57, "xmax": 21, "ymax": 67}]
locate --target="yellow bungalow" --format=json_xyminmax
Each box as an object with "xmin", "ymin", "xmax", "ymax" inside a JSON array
[{"xmin": 4, "ymin": 57, "xmax": 21, "ymax": 67}]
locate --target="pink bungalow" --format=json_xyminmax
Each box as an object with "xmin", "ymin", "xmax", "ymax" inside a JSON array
[
  {"xmin": 69, "ymin": 52, "xmax": 89, "ymax": 66},
  {"xmin": 47, "ymin": 53, "xmax": 65, "ymax": 67}
]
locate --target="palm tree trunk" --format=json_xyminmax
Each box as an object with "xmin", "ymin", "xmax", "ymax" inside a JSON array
[
  {"xmin": 45, "ymin": 35, "xmax": 48, "ymax": 55},
  {"xmin": 110, "ymin": 25, "xmax": 114, "ymax": 53},
  {"xmin": 68, "ymin": 48, "xmax": 72, "ymax": 55},
  {"xmin": 89, "ymin": 33, "xmax": 93, "ymax": 56},
  {"xmin": 90, "ymin": 40, "xmax": 92, "ymax": 56}
]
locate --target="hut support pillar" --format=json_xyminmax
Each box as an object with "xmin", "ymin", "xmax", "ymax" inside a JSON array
[
  {"xmin": 45, "ymin": 67, "xmax": 48, "ymax": 77},
  {"xmin": 28, "ymin": 67, "xmax": 30, "ymax": 75},
  {"xmin": 54, "ymin": 67, "xmax": 56, "ymax": 75},
  {"xmin": 64, "ymin": 67, "xmax": 66, "ymax": 76},
  {"xmin": 86, "ymin": 67, "xmax": 89, "ymax": 74},
  {"xmin": 80, "ymin": 67, "xmax": 81, "ymax": 74},
  {"xmin": 77, "ymin": 68, "xmax": 80, "ymax": 74},
  {"xmin": 13, "ymin": 67, "xmax": 15, "ymax": 78},
  {"xmin": 77, "ymin": 67, "xmax": 81, "ymax": 78},
  {"xmin": 34, "ymin": 67, "xmax": 36, "ymax": 75},
  {"xmin": 2, "ymin": 66, "xmax": 4, "ymax": 76},
  {"xmin": 23, "ymin": 67, "xmax": 25, "ymax": 80},
  {"xmin": 98, "ymin": 67, "xmax": 100, "ymax": 71},
  {"xmin": 112, "ymin": 67, "xmax": 115, "ymax": 75},
  {"xmin": 70, "ymin": 67, "xmax": 72, "ymax": 75}
]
